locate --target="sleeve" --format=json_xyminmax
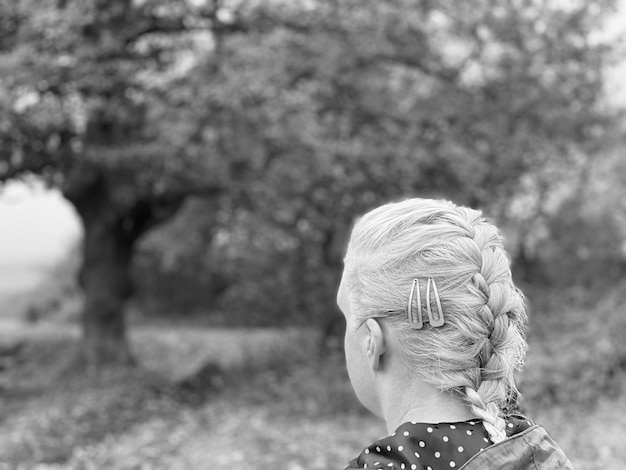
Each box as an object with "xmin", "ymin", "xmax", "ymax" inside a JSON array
[{"xmin": 343, "ymin": 457, "xmax": 363, "ymax": 469}]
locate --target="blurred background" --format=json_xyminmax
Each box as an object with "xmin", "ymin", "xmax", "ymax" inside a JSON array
[{"xmin": 1, "ymin": 0, "xmax": 625, "ymax": 468}]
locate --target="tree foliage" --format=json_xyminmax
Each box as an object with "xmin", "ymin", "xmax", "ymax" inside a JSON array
[
  {"xmin": 1, "ymin": 0, "xmax": 229, "ymax": 366},
  {"xmin": 1, "ymin": 0, "xmax": 623, "ymax": 363},
  {"xmin": 136, "ymin": 0, "xmax": 623, "ymax": 326}
]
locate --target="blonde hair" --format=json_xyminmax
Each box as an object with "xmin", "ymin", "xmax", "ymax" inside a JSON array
[{"xmin": 343, "ymin": 198, "xmax": 527, "ymax": 444}]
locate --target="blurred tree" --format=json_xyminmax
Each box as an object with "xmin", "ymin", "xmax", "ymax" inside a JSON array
[
  {"xmin": 0, "ymin": 0, "xmax": 235, "ymax": 367},
  {"xmin": 1, "ymin": 0, "xmax": 622, "ymax": 366},
  {"xmin": 515, "ymin": 145, "xmax": 626, "ymax": 299},
  {"xmin": 183, "ymin": 0, "xmax": 621, "ymax": 331},
  {"xmin": 130, "ymin": 0, "xmax": 623, "ymax": 339}
]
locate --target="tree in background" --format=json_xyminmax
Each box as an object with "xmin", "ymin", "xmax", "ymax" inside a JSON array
[
  {"xmin": 140, "ymin": 0, "xmax": 621, "ymax": 330},
  {"xmin": 0, "ymin": 0, "xmax": 234, "ymax": 367},
  {"xmin": 1, "ymin": 0, "xmax": 622, "ymax": 368}
]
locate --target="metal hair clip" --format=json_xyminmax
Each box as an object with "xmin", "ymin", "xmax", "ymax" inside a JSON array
[
  {"xmin": 407, "ymin": 278, "xmax": 445, "ymax": 329},
  {"xmin": 426, "ymin": 277, "xmax": 445, "ymax": 327},
  {"xmin": 407, "ymin": 279, "xmax": 424, "ymax": 329}
]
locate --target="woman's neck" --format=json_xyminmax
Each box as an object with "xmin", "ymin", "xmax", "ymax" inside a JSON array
[{"xmin": 382, "ymin": 383, "xmax": 476, "ymax": 434}]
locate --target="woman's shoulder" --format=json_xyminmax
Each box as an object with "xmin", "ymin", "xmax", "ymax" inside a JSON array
[
  {"xmin": 455, "ymin": 420, "xmax": 574, "ymax": 470},
  {"xmin": 503, "ymin": 414, "xmax": 535, "ymax": 437},
  {"xmin": 344, "ymin": 416, "xmax": 535, "ymax": 470}
]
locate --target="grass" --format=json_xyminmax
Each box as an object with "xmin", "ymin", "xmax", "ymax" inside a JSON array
[
  {"xmin": 0, "ymin": 320, "xmax": 382, "ymax": 469},
  {"xmin": 0, "ymin": 306, "xmax": 625, "ymax": 469}
]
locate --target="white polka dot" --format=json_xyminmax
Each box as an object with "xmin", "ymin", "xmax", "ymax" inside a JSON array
[
  {"xmin": 480, "ymin": 448, "xmax": 484, "ymax": 452},
  {"xmin": 458, "ymin": 446, "xmax": 464, "ymax": 452},
  {"xmin": 388, "ymin": 464, "xmax": 394, "ymax": 467},
  {"xmin": 484, "ymin": 437, "xmax": 489, "ymax": 443},
  {"xmin": 419, "ymin": 441, "xmax": 425, "ymax": 448},
  {"xmin": 387, "ymin": 446, "xmax": 392, "ymax": 452},
  {"xmin": 508, "ymin": 423, "xmax": 514, "ymax": 428},
  {"xmin": 376, "ymin": 447, "xmax": 381, "ymax": 452},
  {"xmin": 365, "ymin": 449, "xmax": 370, "ymax": 454},
  {"xmin": 400, "ymin": 464, "xmax": 405, "ymax": 469},
  {"xmin": 450, "ymin": 424, "xmax": 456, "ymax": 429},
  {"xmin": 364, "ymin": 465, "xmax": 367, "ymax": 469},
  {"xmin": 427, "ymin": 467, "xmax": 433, "ymax": 470},
  {"xmin": 466, "ymin": 430, "xmax": 472, "ymax": 435},
  {"xmin": 403, "ymin": 431, "xmax": 410, "ymax": 436},
  {"xmin": 374, "ymin": 462, "xmax": 380, "ymax": 466},
  {"xmin": 443, "ymin": 435, "xmax": 449, "ymax": 442},
  {"xmin": 450, "ymin": 462, "xmax": 456, "ymax": 468},
  {"xmin": 414, "ymin": 452, "xmax": 420, "ymax": 458},
  {"xmin": 469, "ymin": 421, "xmax": 476, "ymax": 425},
  {"xmin": 426, "ymin": 427, "xmax": 433, "ymax": 433},
  {"xmin": 411, "ymin": 465, "xmax": 417, "ymax": 470},
  {"xmin": 435, "ymin": 451, "xmax": 441, "ymax": 458},
  {"xmin": 398, "ymin": 445, "xmax": 404, "ymax": 451},
  {"xmin": 392, "ymin": 432, "xmax": 397, "ymax": 436},
  {"xmin": 410, "ymin": 420, "xmax": 417, "ymax": 425}
]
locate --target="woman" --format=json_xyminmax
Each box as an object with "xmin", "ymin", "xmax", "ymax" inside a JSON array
[{"xmin": 338, "ymin": 198, "xmax": 572, "ymax": 470}]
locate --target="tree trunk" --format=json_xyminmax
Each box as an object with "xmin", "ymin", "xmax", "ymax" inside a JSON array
[
  {"xmin": 512, "ymin": 238, "xmax": 543, "ymax": 285},
  {"xmin": 64, "ymin": 169, "xmax": 137, "ymax": 370},
  {"xmin": 64, "ymin": 167, "xmax": 191, "ymax": 370},
  {"xmin": 318, "ymin": 224, "xmax": 349, "ymax": 350},
  {"xmin": 78, "ymin": 213, "xmax": 135, "ymax": 368}
]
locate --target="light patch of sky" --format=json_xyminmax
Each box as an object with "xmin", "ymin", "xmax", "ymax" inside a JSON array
[{"xmin": 0, "ymin": 181, "xmax": 81, "ymax": 296}]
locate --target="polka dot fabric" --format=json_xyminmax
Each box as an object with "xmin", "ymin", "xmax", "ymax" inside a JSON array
[{"xmin": 345, "ymin": 416, "xmax": 533, "ymax": 470}]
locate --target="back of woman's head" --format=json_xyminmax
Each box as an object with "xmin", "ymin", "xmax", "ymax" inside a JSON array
[{"xmin": 343, "ymin": 198, "xmax": 527, "ymax": 443}]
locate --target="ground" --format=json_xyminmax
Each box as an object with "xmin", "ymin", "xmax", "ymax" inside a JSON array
[{"xmin": 0, "ymin": 318, "xmax": 624, "ymax": 469}]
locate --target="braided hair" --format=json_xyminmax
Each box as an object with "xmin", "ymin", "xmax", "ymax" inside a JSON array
[{"xmin": 343, "ymin": 198, "xmax": 527, "ymax": 444}]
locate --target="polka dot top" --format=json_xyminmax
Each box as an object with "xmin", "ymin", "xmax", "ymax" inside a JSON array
[{"xmin": 345, "ymin": 416, "xmax": 533, "ymax": 470}]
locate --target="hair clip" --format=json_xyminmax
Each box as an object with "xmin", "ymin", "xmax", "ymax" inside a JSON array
[
  {"xmin": 407, "ymin": 278, "xmax": 445, "ymax": 329},
  {"xmin": 426, "ymin": 277, "xmax": 445, "ymax": 327},
  {"xmin": 407, "ymin": 279, "xmax": 424, "ymax": 329}
]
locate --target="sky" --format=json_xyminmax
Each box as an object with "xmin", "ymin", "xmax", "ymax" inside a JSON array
[{"xmin": 0, "ymin": 182, "xmax": 81, "ymax": 297}]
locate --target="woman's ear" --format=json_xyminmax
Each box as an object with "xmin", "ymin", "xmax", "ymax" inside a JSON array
[{"xmin": 364, "ymin": 318, "xmax": 385, "ymax": 371}]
